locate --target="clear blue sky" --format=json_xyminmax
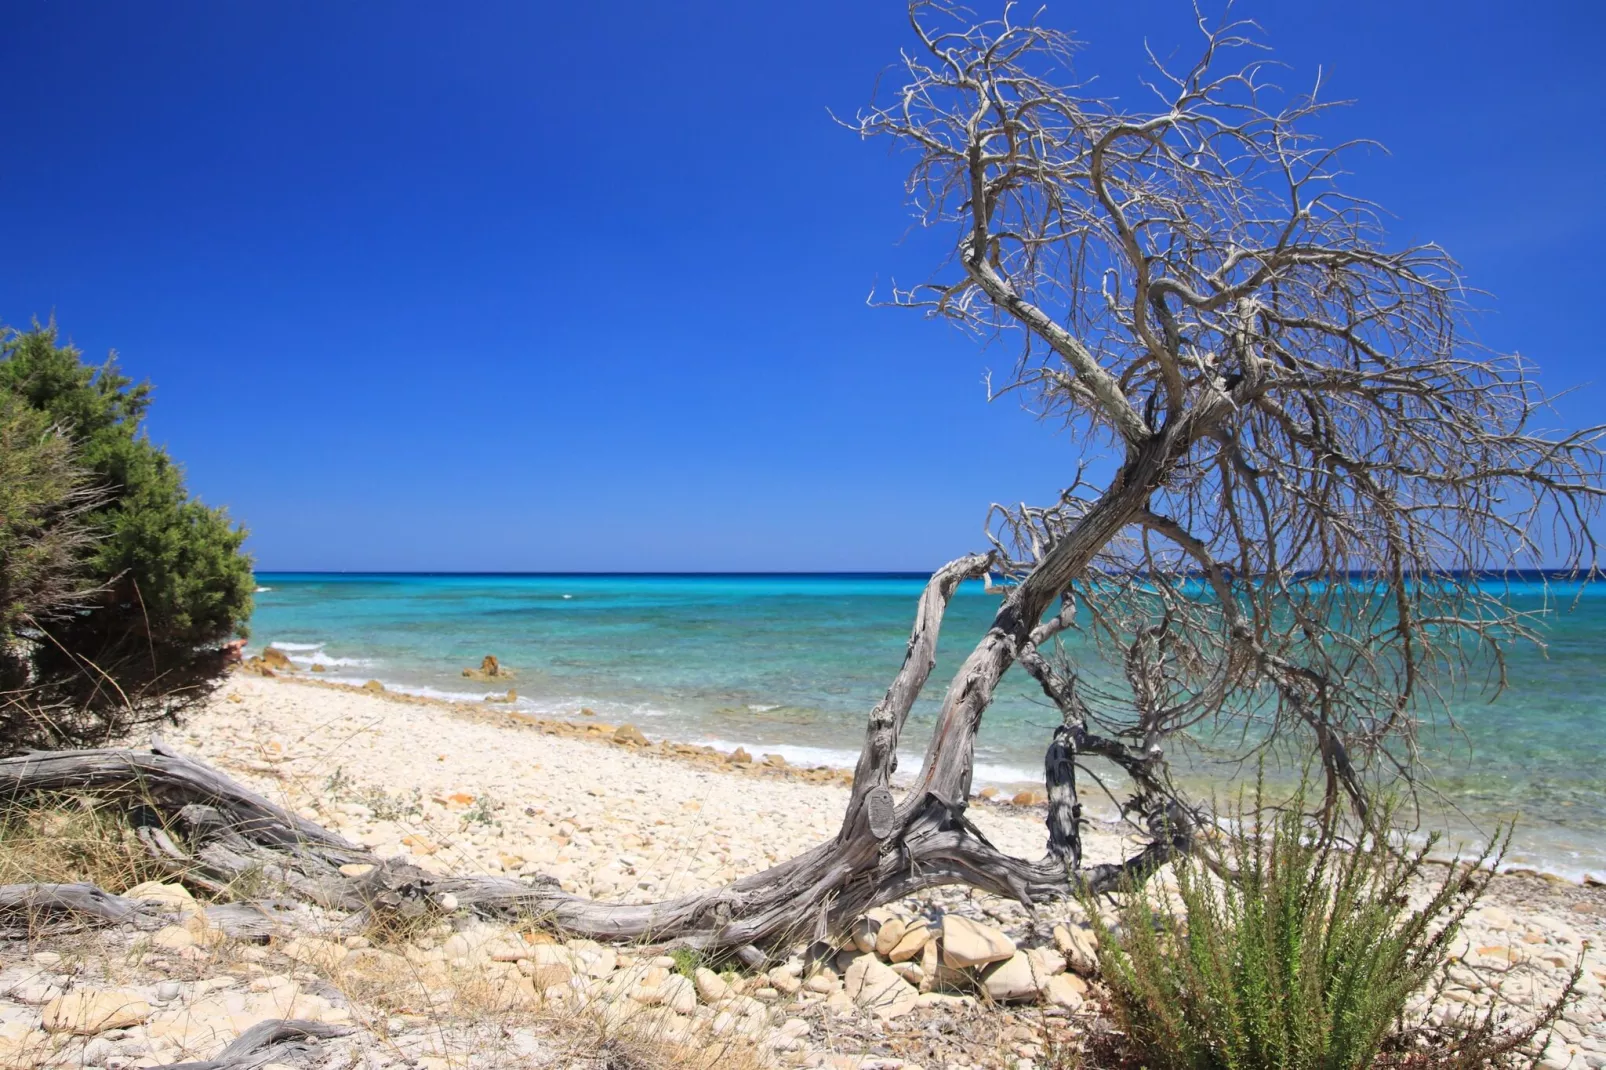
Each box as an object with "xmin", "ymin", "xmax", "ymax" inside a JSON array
[{"xmin": 3, "ymin": 2, "xmax": 1602, "ymax": 571}]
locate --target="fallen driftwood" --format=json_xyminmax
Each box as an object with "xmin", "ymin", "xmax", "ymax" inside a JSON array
[
  {"xmin": 0, "ymin": 727, "xmax": 1174, "ymax": 958},
  {"xmin": 0, "ymin": 881, "xmax": 299, "ymax": 939},
  {"xmin": 148, "ymin": 1019, "xmax": 355, "ymax": 1070}
]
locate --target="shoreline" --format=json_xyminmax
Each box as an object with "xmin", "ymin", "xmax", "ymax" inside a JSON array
[{"xmin": 240, "ymin": 660, "xmax": 1606, "ymax": 890}]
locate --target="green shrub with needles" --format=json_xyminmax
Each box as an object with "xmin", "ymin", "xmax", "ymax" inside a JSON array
[{"xmin": 1084, "ymin": 776, "xmax": 1578, "ymax": 1070}]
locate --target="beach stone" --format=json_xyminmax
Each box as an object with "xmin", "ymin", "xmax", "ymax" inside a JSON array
[
  {"xmin": 613, "ymin": 724, "xmax": 649, "ymax": 746},
  {"xmin": 942, "ymin": 915, "xmax": 1015, "ymax": 968},
  {"xmin": 339, "ymin": 863, "xmax": 374, "ymax": 877},
  {"xmin": 728, "ymin": 747, "xmax": 752, "ymax": 764},
  {"xmin": 150, "ymin": 925, "xmax": 195, "ymax": 951},
  {"xmin": 875, "ymin": 917, "xmax": 908, "ymax": 957},
  {"xmin": 844, "ymin": 956, "xmax": 918, "ymax": 1020},
  {"xmin": 1054, "ymin": 923, "xmax": 1099, "ymax": 974},
  {"xmin": 851, "ymin": 915, "xmax": 881, "ymax": 954},
  {"xmin": 261, "ymin": 648, "xmax": 295, "ymax": 671},
  {"xmin": 888, "ymin": 922, "xmax": 933, "ymax": 962},
  {"xmin": 1044, "ymin": 973, "xmax": 1086, "ymax": 1010},
  {"xmin": 693, "ymin": 967, "xmax": 729, "ymax": 1004},
  {"xmin": 43, "ymin": 989, "xmax": 152, "ymax": 1034},
  {"xmin": 981, "ymin": 952, "xmax": 1048, "ymax": 1002},
  {"xmin": 123, "ymin": 881, "xmax": 197, "ymax": 914},
  {"xmin": 0, "ymin": 1021, "xmax": 45, "ymax": 1070}
]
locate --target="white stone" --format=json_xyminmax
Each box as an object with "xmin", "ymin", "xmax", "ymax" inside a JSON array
[
  {"xmin": 887, "ymin": 922, "xmax": 933, "ymax": 963},
  {"xmin": 982, "ymin": 952, "xmax": 1043, "ymax": 1002},
  {"xmin": 659, "ymin": 974, "xmax": 697, "ymax": 1015},
  {"xmin": 844, "ymin": 955, "xmax": 918, "ymax": 1020},
  {"xmin": 941, "ymin": 915, "xmax": 1015, "ymax": 969},
  {"xmin": 1053, "ymin": 923, "xmax": 1099, "ymax": 974},
  {"xmin": 43, "ymin": 989, "xmax": 153, "ymax": 1034},
  {"xmin": 694, "ymin": 967, "xmax": 729, "ymax": 1004},
  {"xmin": 1044, "ymin": 973, "xmax": 1086, "ymax": 1010},
  {"xmin": 122, "ymin": 882, "xmax": 197, "ymax": 914},
  {"xmin": 149, "ymin": 925, "xmax": 195, "ymax": 951}
]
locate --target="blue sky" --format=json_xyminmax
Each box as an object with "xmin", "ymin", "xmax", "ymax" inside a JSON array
[{"xmin": 3, "ymin": 1, "xmax": 1602, "ymax": 571}]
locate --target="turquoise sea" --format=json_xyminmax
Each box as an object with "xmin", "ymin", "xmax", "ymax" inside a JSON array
[{"xmin": 248, "ymin": 573, "xmax": 1606, "ymax": 880}]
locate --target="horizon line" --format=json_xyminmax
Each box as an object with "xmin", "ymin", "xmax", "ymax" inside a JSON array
[
  {"xmin": 253, "ymin": 570, "xmax": 939, "ymax": 578},
  {"xmin": 253, "ymin": 568, "xmax": 1595, "ymax": 579}
]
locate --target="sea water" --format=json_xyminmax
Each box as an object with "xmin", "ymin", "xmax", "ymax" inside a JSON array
[{"xmin": 248, "ymin": 572, "xmax": 1606, "ymax": 880}]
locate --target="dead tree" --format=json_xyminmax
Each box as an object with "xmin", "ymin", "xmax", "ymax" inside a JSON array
[{"xmin": 1, "ymin": 2, "xmax": 1599, "ymax": 961}]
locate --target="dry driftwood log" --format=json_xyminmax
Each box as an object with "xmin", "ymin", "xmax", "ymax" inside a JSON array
[
  {"xmin": 148, "ymin": 1019, "xmax": 354, "ymax": 1070},
  {"xmin": 0, "ymin": 879, "xmax": 298, "ymax": 940}
]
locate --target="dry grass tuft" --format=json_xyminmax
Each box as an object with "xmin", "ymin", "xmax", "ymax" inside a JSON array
[{"xmin": 0, "ymin": 792, "xmax": 182, "ymax": 894}]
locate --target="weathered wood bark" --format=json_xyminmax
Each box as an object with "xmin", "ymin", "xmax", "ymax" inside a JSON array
[
  {"xmin": 149, "ymin": 1020, "xmax": 354, "ymax": 1070},
  {"xmin": 0, "ymin": 880, "xmax": 301, "ymax": 939},
  {"xmin": 0, "ymin": 882, "xmax": 153, "ymax": 929}
]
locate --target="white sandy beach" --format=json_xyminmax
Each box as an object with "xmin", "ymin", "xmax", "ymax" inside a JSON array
[
  {"xmin": 1, "ymin": 672, "xmax": 1602, "ymax": 1070},
  {"xmin": 196, "ymin": 676, "xmax": 1606, "ymax": 1058}
]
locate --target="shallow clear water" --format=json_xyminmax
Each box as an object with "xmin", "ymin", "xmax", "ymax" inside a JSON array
[{"xmin": 248, "ymin": 572, "xmax": 1606, "ymax": 879}]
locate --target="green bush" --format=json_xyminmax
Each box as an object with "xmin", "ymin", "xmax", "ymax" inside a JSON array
[
  {"xmin": 0, "ymin": 394, "xmax": 98, "ymax": 639},
  {"xmin": 0, "ymin": 319, "xmax": 253, "ymax": 751},
  {"xmin": 1085, "ymin": 779, "xmax": 1577, "ymax": 1070}
]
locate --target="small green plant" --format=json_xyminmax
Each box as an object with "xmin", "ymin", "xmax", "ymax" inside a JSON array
[
  {"xmin": 668, "ymin": 947, "xmax": 705, "ymax": 979},
  {"xmin": 322, "ymin": 766, "xmax": 355, "ymax": 797},
  {"xmin": 1084, "ymin": 775, "xmax": 1576, "ymax": 1070},
  {"xmin": 364, "ymin": 785, "xmax": 423, "ymax": 822},
  {"xmin": 462, "ymin": 793, "xmax": 500, "ymax": 827}
]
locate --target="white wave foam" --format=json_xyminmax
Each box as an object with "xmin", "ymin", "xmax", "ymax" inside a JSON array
[
  {"xmin": 377, "ymin": 682, "xmax": 503, "ymax": 704},
  {"xmin": 970, "ymin": 761, "xmax": 1043, "ymax": 786},
  {"xmin": 262, "ymin": 641, "xmax": 369, "ymax": 668},
  {"xmin": 694, "ymin": 737, "xmax": 863, "ymax": 770}
]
